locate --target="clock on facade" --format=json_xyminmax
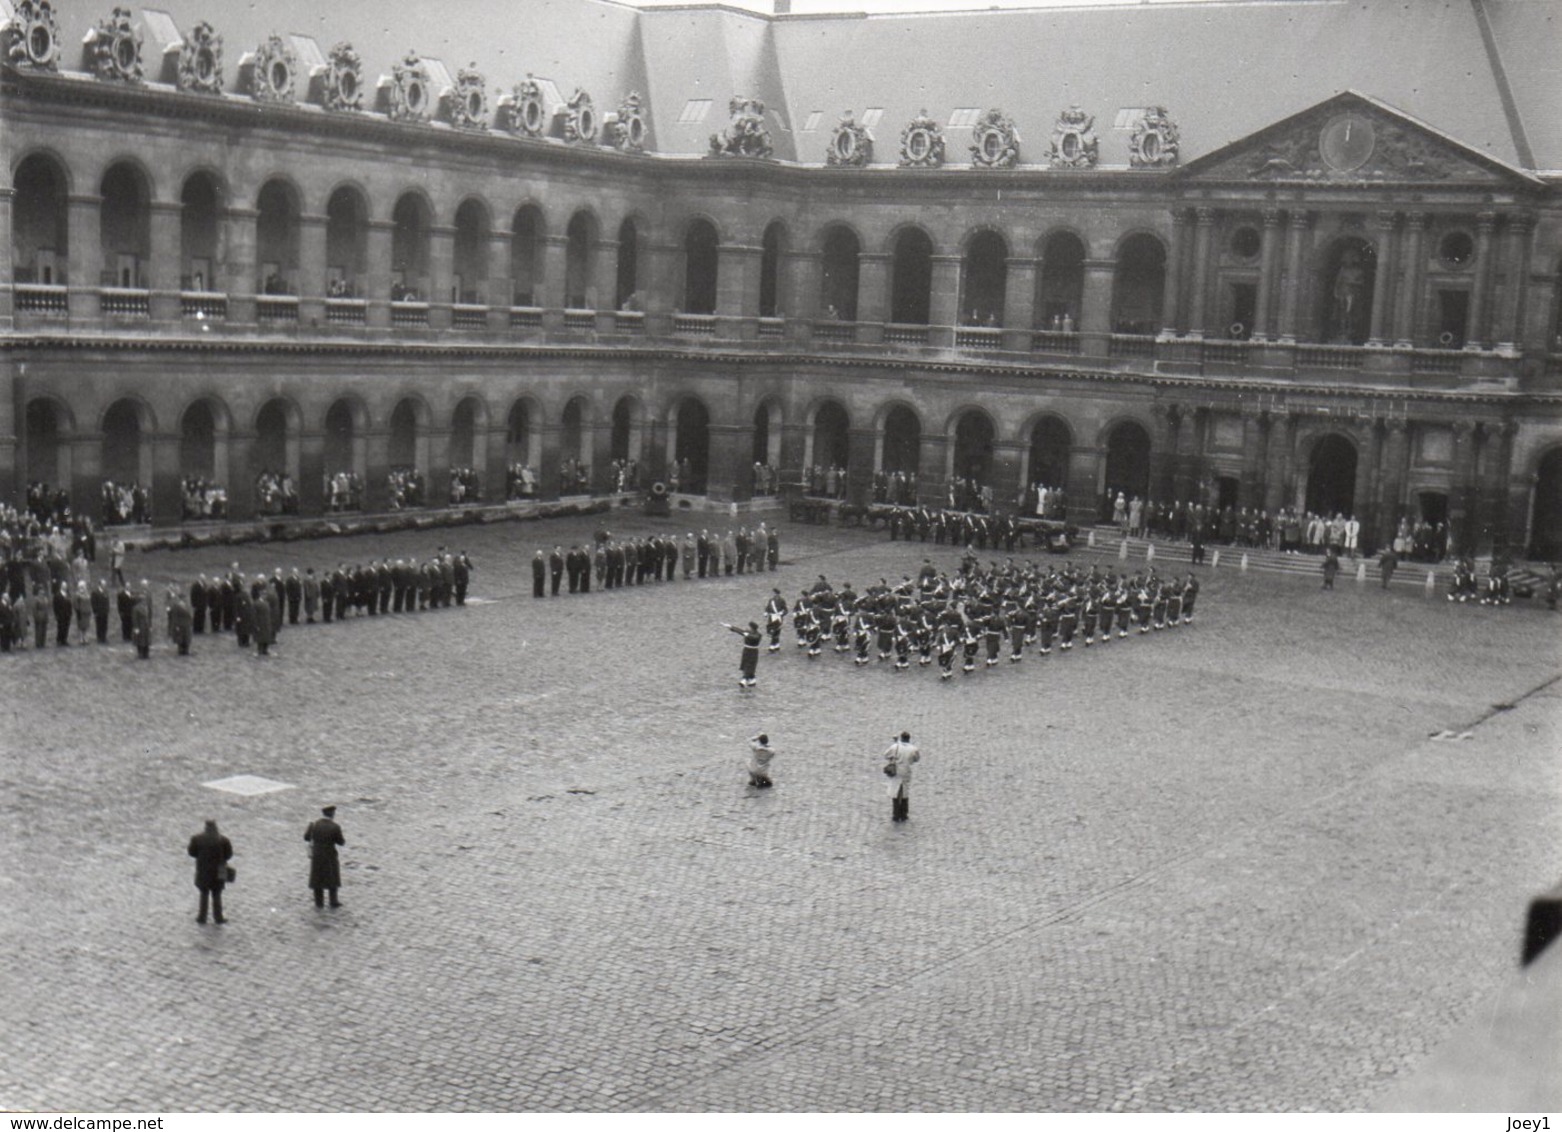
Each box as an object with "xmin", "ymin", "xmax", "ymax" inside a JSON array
[{"xmin": 1320, "ymin": 114, "xmax": 1376, "ymax": 173}]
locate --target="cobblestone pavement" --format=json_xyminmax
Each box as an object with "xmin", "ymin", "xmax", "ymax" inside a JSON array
[{"xmin": 2, "ymin": 512, "xmax": 1558, "ymax": 1111}]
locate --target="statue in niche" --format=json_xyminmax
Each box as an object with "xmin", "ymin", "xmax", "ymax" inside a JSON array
[{"xmin": 1330, "ymin": 248, "xmax": 1367, "ymax": 343}]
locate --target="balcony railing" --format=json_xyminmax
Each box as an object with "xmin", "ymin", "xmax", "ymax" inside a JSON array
[
  {"xmin": 100, "ymin": 287, "xmax": 150, "ymax": 318},
  {"xmin": 325, "ymin": 298, "xmax": 366, "ymax": 326},
  {"xmin": 813, "ymin": 320, "xmax": 855, "ymax": 343},
  {"xmin": 1409, "ymin": 349, "xmax": 1464, "ymax": 376},
  {"xmin": 391, "ymin": 301, "xmax": 429, "ymax": 328},
  {"xmin": 1107, "ymin": 333, "xmax": 1155, "ymax": 358},
  {"xmin": 1202, "ymin": 339, "xmax": 1250, "ymax": 365},
  {"xmin": 954, "ymin": 326, "xmax": 1003, "ymax": 350},
  {"xmin": 673, "ymin": 313, "xmax": 716, "ymax": 336},
  {"xmin": 563, "ymin": 308, "xmax": 597, "ymax": 332},
  {"xmin": 1296, "ymin": 344, "xmax": 1364, "ymax": 370},
  {"xmin": 884, "ymin": 323, "xmax": 929, "ymax": 346},
  {"xmin": 181, "ymin": 291, "xmax": 227, "ymax": 321},
  {"xmin": 256, "ymin": 295, "xmax": 299, "ymax": 323},
  {"xmin": 1031, "ymin": 330, "xmax": 1081, "ymax": 355},
  {"xmin": 451, "ymin": 303, "xmax": 489, "ymax": 331},
  {"xmin": 614, "ymin": 310, "xmax": 644, "ymax": 334},
  {"xmin": 510, "ymin": 306, "xmax": 543, "ymax": 330},
  {"xmin": 757, "ymin": 316, "xmax": 785, "ymax": 338},
  {"xmin": 14, "ymin": 283, "xmax": 68, "ymax": 313}
]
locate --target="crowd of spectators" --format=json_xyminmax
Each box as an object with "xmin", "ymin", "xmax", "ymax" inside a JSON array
[
  {"xmin": 386, "ymin": 468, "xmax": 426, "ymax": 510},
  {"xmin": 24, "ymin": 482, "xmax": 71, "ymax": 526},
  {"xmin": 804, "ymin": 465, "xmax": 849, "ymax": 499},
  {"xmin": 182, "ymin": 477, "xmax": 229, "ymax": 520},
  {"xmin": 447, "ymin": 467, "xmax": 481, "ymax": 505},
  {"xmin": 559, "ymin": 459, "xmax": 591, "ymax": 495},
  {"xmin": 505, "ymin": 464, "xmax": 539, "ymax": 500},
  {"xmin": 101, "ymin": 480, "xmax": 148, "ymax": 525},
  {"xmin": 872, "ymin": 470, "xmax": 917, "ymax": 505},
  {"xmin": 325, "ymin": 471, "xmax": 364, "ymax": 512},
  {"xmin": 946, "ymin": 476, "xmax": 991, "ymax": 513},
  {"xmin": 752, "ymin": 463, "xmax": 779, "ymax": 496},
  {"xmin": 1023, "ymin": 482, "xmax": 1069, "ymax": 520},
  {"xmin": 608, "ymin": 459, "xmax": 642, "ymax": 494},
  {"xmin": 253, "ymin": 470, "xmax": 296, "ymax": 517}
]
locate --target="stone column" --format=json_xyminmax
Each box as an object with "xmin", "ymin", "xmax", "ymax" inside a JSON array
[
  {"xmin": 540, "ymin": 233, "xmax": 570, "ymax": 313},
  {"xmin": 642, "ymin": 241, "xmax": 681, "ymax": 337},
  {"xmin": 1374, "ymin": 420, "xmax": 1409, "ymax": 547},
  {"xmin": 929, "ymin": 254, "xmax": 961, "ymax": 346},
  {"xmin": 1367, "ymin": 210, "xmax": 1397, "ymax": 347},
  {"xmin": 1481, "ymin": 420, "xmax": 1517, "ymax": 551},
  {"xmin": 71, "ymin": 432, "xmax": 103, "ymax": 516},
  {"xmin": 781, "ymin": 249, "xmax": 819, "ymax": 343},
  {"xmin": 590, "ymin": 237, "xmax": 618, "ymax": 328},
  {"xmin": 296, "ymin": 212, "xmax": 328, "ymax": 327},
  {"xmin": 150, "ymin": 431, "xmax": 182, "ymax": 526},
  {"xmin": 297, "ymin": 428, "xmax": 325, "ymax": 516},
  {"xmin": 1394, "ymin": 212, "xmax": 1427, "ymax": 349},
  {"xmin": 717, "ymin": 242, "xmax": 760, "ymax": 340},
  {"xmin": 147, "ymin": 201, "xmax": 182, "ymax": 323},
  {"xmin": 1186, "ymin": 206, "xmax": 1217, "ymax": 338},
  {"xmin": 222, "ymin": 205, "xmax": 259, "ymax": 326},
  {"xmin": 1160, "ymin": 208, "xmax": 1188, "ymax": 337},
  {"xmin": 1355, "ymin": 420, "xmax": 1383, "ymax": 549},
  {"xmin": 990, "ymin": 440, "xmax": 1025, "ymax": 510},
  {"xmin": 364, "ymin": 219, "xmax": 394, "ymax": 331},
  {"xmin": 487, "ymin": 228, "xmax": 513, "ymax": 330},
  {"xmin": 67, "ymin": 194, "xmax": 104, "ymax": 321},
  {"xmin": 0, "ymin": 188, "xmax": 12, "ymax": 327},
  {"xmin": 1494, "ymin": 215, "xmax": 1532, "ymax": 355},
  {"xmin": 778, "ymin": 421, "xmax": 807, "ymax": 487},
  {"xmin": 1078, "ymin": 257, "xmax": 1115, "ymax": 357},
  {"xmin": 847, "ymin": 427, "xmax": 878, "ymax": 504},
  {"xmin": 1263, "ymin": 412, "xmax": 1294, "ymax": 514},
  {"xmin": 1276, "ymin": 210, "xmax": 1311, "ymax": 344},
  {"xmin": 1239, "ymin": 409, "xmax": 1266, "ymax": 509},
  {"xmin": 427, "ymin": 224, "xmax": 455, "ymax": 329},
  {"xmin": 1463, "ymin": 211, "xmax": 1496, "ymax": 351},
  {"xmin": 1448, "ymin": 420, "xmax": 1479, "ymax": 552},
  {"xmin": 1002, "ymin": 257, "xmax": 1037, "ymax": 351},
  {"xmin": 706, "ymin": 423, "xmax": 755, "ymax": 503},
  {"xmin": 1065, "ymin": 444, "xmax": 1103, "ymax": 526},
  {"xmin": 857, "ymin": 252, "xmax": 891, "ymax": 344},
  {"xmin": 917, "ymin": 432, "xmax": 949, "ymax": 506},
  {"xmin": 1252, "ymin": 209, "xmax": 1282, "ymax": 341}
]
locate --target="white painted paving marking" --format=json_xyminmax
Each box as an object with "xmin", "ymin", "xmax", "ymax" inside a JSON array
[{"xmin": 203, "ymin": 774, "xmax": 296, "ymax": 795}]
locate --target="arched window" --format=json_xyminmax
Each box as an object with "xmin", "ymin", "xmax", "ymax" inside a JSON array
[
  {"xmin": 1111, "ymin": 234, "xmax": 1166, "ymax": 336},
  {"xmin": 891, "ymin": 227, "xmax": 933, "ymax": 325},
  {"xmin": 673, "ymin": 398, "xmax": 711, "ymax": 492},
  {"xmin": 180, "ymin": 172, "xmax": 222, "ymax": 292},
  {"xmin": 615, "ymin": 217, "xmax": 640, "ymax": 310},
  {"xmin": 683, "ymin": 219, "xmax": 719, "ymax": 314},
  {"xmin": 759, "ymin": 221, "xmax": 784, "ymax": 318},
  {"xmin": 255, "ymin": 179, "xmax": 300, "ymax": 294},
  {"xmin": 325, "ymin": 186, "xmax": 368, "ymax": 298},
  {"xmin": 1038, "ymin": 231, "xmax": 1085, "ymax": 330},
  {"xmin": 392, "ymin": 193, "xmax": 432, "ymax": 301},
  {"xmin": 12, "ymin": 153, "xmax": 69, "ymax": 286},
  {"xmin": 882, "ymin": 406, "xmax": 921, "ymax": 476},
  {"xmin": 452, "ymin": 200, "xmax": 490, "ymax": 304},
  {"xmin": 961, "ymin": 230, "xmax": 1007, "ymax": 326},
  {"xmin": 952, "ymin": 411, "xmax": 995, "ymax": 486},
  {"xmin": 1103, "ymin": 420, "xmax": 1152, "ymax": 501},
  {"xmin": 565, "ymin": 211, "xmax": 596, "ymax": 309},
  {"xmin": 821, "ymin": 225, "xmax": 860, "ymax": 321},
  {"xmin": 812, "ymin": 401, "xmax": 850, "ymax": 475},
  {"xmin": 511, "ymin": 206, "xmax": 543, "ymax": 307},
  {"xmin": 100, "ymin": 162, "xmax": 150, "ymax": 288}
]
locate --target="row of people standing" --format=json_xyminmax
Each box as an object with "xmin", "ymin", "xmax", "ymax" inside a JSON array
[
  {"xmin": 532, "ymin": 526, "xmax": 779, "ymax": 596},
  {"xmin": 881, "ymin": 507, "xmax": 1033, "ymax": 551}
]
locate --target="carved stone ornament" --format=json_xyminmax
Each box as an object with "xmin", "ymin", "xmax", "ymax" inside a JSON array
[
  {"xmin": 3, "ymin": 0, "xmax": 62, "ymax": 71},
  {"xmin": 1048, "ymin": 105, "xmax": 1098, "ymax": 169},
  {"xmin": 826, "ymin": 112, "xmax": 873, "ymax": 167},
  {"xmin": 321, "ymin": 42, "xmax": 363, "ymax": 112},
  {"xmin": 708, "ymin": 96, "xmax": 773, "ymax": 160},
  {"xmin": 177, "ymin": 21, "xmax": 224, "ymax": 95},
  {"xmin": 87, "ymin": 6, "xmax": 142, "ymax": 82},
  {"xmin": 969, "ymin": 109, "xmax": 1020, "ymax": 169},
  {"xmin": 387, "ymin": 51, "xmax": 432, "ymax": 123},
  {"xmin": 1234, "ymin": 115, "xmax": 1462, "ymax": 184},
  {"xmin": 249, "ymin": 34, "xmax": 296, "ymax": 103},
  {"xmin": 499, "ymin": 77, "xmax": 548, "ymax": 138},
  {"xmin": 448, "ymin": 65, "xmax": 489, "ymax": 131},
  {"xmin": 563, "ymin": 88, "xmax": 597, "ymax": 143},
  {"xmin": 1129, "ymin": 106, "xmax": 1179, "ymax": 168},
  {"xmin": 898, "ymin": 110, "xmax": 945, "ymax": 168},
  {"xmin": 608, "ymin": 91, "xmax": 648, "ymax": 152}
]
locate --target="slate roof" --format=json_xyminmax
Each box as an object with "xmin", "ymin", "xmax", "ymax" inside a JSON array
[{"xmin": 16, "ymin": 0, "xmax": 1551, "ymax": 171}]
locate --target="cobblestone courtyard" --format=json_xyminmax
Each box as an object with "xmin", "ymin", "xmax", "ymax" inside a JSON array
[{"xmin": 2, "ymin": 513, "xmax": 1558, "ymax": 1111}]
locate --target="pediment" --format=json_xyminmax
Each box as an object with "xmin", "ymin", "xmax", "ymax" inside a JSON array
[{"xmin": 1177, "ymin": 92, "xmax": 1537, "ymax": 188}]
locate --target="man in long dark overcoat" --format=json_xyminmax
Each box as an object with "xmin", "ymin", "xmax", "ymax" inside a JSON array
[
  {"xmin": 305, "ymin": 806, "xmax": 345, "ymax": 909},
  {"xmin": 187, "ymin": 819, "xmax": 233, "ymax": 924}
]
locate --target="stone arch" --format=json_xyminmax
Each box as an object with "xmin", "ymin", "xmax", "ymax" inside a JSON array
[
  {"xmin": 889, "ymin": 225, "xmax": 934, "ymax": 325},
  {"xmin": 322, "ymin": 396, "xmax": 368, "ymax": 494},
  {"xmin": 949, "ymin": 407, "xmax": 997, "ymax": 489},
  {"xmin": 1025, "ymin": 412, "xmax": 1075, "ymax": 495},
  {"xmin": 1317, "ymin": 235, "xmax": 1378, "ymax": 345},
  {"xmin": 255, "ymin": 176, "xmax": 302, "ymax": 294},
  {"xmin": 1101, "ymin": 417, "xmax": 1153, "ymax": 503},
  {"xmin": 960, "ymin": 228, "xmax": 1008, "ymax": 327},
  {"xmin": 1527, "ymin": 445, "xmax": 1562, "ymax": 561},
  {"xmin": 752, "ymin": 397, "xmax": 783, "ymax": 470},
  {"xmin": 1037, "ymin": 229, "xmax": 1086, "ymax": 330},
  {"xmin": 683, "ymin": 217, "xmax": 720, "ymax": 314},
  {"xmin": 610, "ymin": 394, "xmax": 645, "ymax": 465},
  {"xmin": 99, "ymin": 160, "xmax": 153, "ymax": 288},
  {"xmin": 667, "ymin": 395, "xmax": 711, "ymax": 493},
  {"xmin": 759, "ymin": 219, "xmax": 786, "ymax": 318},
  {"xmin": 879, "ymin": 402, "xmax": 922, "ymax": 478},
  {"xmin": 101, "ymin": 396, "xmax": 155, "ymax": 489},
  {"xmin": 24, "ymin": 396, "xmax": 75, "ymax": 488},
  {"xmin": 511, "ymin": 203, "xmax": 545, "ymax": 306},
  {"xmin": 560, "ymin": 395, "xmax": 594, "ymax": 491},
  {"xmin": 820, "ymin": 223, "xmax": 861, "ymax": 321},
  {"xmin": 615, "ymin": 214, "xmax": 643, "ymax": 310},
  {"xmin": 451, "ymin": 197, "xmax": 492, "ymax": 304},
  {"xmin": 1111, "ymin": 232, "xmax": 1166, "ymax": 336},
  {"xmin": 179, "ymin": 170, "xmax": 224, "ymax": 292},
  {"xmin": 178, "ymin": 395, "xmax": 232, "ymax": 484},
  {"xmin": 565, "ymin": 208, "xmax": 599, "ymax": 308},
  {"xmin": 387, "ymin": 395, "xmax": 431, "ymax": 472},
  {"xmin": 504, "ymin": 396, "xmax": 541, "ymax": 471},
  {"xmin": 325, "ymin": 183, "xmax": 370, "ymax": 296},
  {"xmin": 1305, "ymin": 431, "xmax": 1359, "ymax": 517},
  {"xmin": 448, "ymin": 395, "xmax": 489, "ymax": 494},
  {"xmin": 253, "ymin": 396, "xmax": 300, "ymax": 482},
  {"xmin": 13, "ymin": 151, "xmax": 71, "ymax": 285},
  {"xmin": 804, "ymin": 398, "xmax": 851, "ymax": 474},
  {"xmin": 391, "ymin": 190, "xmax": 434, "ymax": 299}
]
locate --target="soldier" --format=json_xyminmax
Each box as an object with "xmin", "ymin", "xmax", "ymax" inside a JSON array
[
  {"xmin": 32, "ymin": 585, "xmax": 50, "ymax": 649},
  {"xmin": 303, "ymin": 567, "xmax": 320, "ymax": 622},
  {"xmin": 51, "ymin": 581, "xmax": 72, "ymax": 646},
  {"xmin": 723, "ymin": 620, "xmax": 763, "ymax": 690},
  {"xmin": 191, "ymin": 574, "xmax": 208, "ymax": 634},
  {"xmin": 130, "ymin": 583, "xmax": 152, "ymax": 659},
  {"xmin": 285, "ymin": 567, "xmax": 303, "ymax": 624},
  {"xmin": 305, "ymin": 805, "xmax": 345, "ymax": 909},
  {"xmin": 549, "ymin": 545, "xmax": 565, "ymax": 597},
  {"xmin": 454, "ymin": 552, "xmax": 472, "ymax": 604},
  {"xmin": 763, "ymin": 589, "xmax": 788, "ymax": 652},
  {"xmin": 166, "ymin": 584, "xmax": 193, "ymax": 656},
  {"xmin": 252, "ymin": 579, "xmax": 275, "ymax": 657}
]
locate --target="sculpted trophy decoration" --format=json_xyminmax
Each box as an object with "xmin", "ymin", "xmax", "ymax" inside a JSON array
[
  {"xmin": 86, "ymin": 6, "xmax": 142, "ymax": 83},
  {"xmin": 498, "ymin": 77, "xmax": 548, "ymax": 138},
  {"xmin": 320, "ymin": 42, "xmax": 363, "ymax": 112},
  {"xmin": 607, "ymin": 91, "xmax": 648, "ymax": 152},
  {"xmin": 176, "ymin": 21, "xmax": 223, "ymax": 95},
  {"xmin": 969, "ymin": 108, "xmax": 1020, "ymax": 169},
  {"xmin": 708, "ymin": 96, "xmax": 773, "ymax": 159},
  {"xmin": 563, "ymin": 88, "xmax": 598, "ymax": 143},
  {"xmin": 385, "ymin": 51, "xmax": 432, "ymax": 123},
  {"xmin": 3, "ymin": 0, "xmax": 62, "ymax": 71},
  {"xmin": 1048, "ymin": 105, "xmax": 1098, "ymax": 169},
  {"xmin": 1129, "ymin": 106, "xmax": 1179, "ymax": 168},
  {"xmin": 827, "ymin": 111, "xmax": 873, "ymax": 167},
  {"xmin": 898, "ymin": 110, "xmax": 945, "ymax": 168},
  {"xmin": 247, "ymin": 34, "xmax": 296, "ymax": 103},
  {"xmin": 447, "ymin": 65, "xmax": 489, "ymax": 131}
]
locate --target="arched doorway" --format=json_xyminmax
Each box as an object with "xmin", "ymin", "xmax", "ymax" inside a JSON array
[
  {"xmin": 102, "ymin": 399, "xmax": 152, "ymax": 523},
  {"xmin": 811, "ymin": 401, "xmax": 850, "ymax": 496},
  {"xmin": 752, "ymin": 400, "xmax": 782, "ymax": 491},
  {"xmin": 759, "ymin": 221, "xmax": 784, "ymax": 318},
  {"xmin": 821, "ymin": 225, "xmax": 860, "ymax": 321},
  {"xmin": 326, "ymin": 185, "xmax": 369, "ymax": 297},
  {"xmin": 951, "ymin": 411, "xmax": 995, "ymax": 507},
  {"xmin": 24, "ymin": 398, "xmax": 71, "ymax": 488},
  {"xmin": 392, "ymin": 192, "xmax": 432, "ymax": 300},
  {"xmin": 449, "ymin": 397, "xmax": 485, "ymax": 502},
  {"xmin": 511, "ymin": 205, "xmax": 543, "ymax": 307},
  {"xmin": 672, "ymin": 397, "xmax": 710, "ymax": 493},
  {"xmin": 388, "ymin": 399, "xmax": 423, "ymax": 469},
  {"xmin": 1028, "ymin": 416, "xmax": 1072, "ymax": 497},
  {"xmin": 180, "ymin": 172, "xmax": 222, "ymax": 292},
  {"xmin": 1319, "ymin": 237, "xmax": 1377, "ymax": 345},
  {"xmin": 1111, "ymin": 234, "xmax": 1166, "ymax": 335},
  {"xmin": 452, "ymin": 199, "xmax": 490, "ymax": 304},
  {"xmin": 12, "ymin": 153, "xmax": 70, "ymax": 286},
  {"xmin": 891, "ymin": 227, "xmax": 933, "ymax": 324},
  {"xmin": 255, "ymin": 179, "xmax": 300, "ymax": 294},
  {"xmin": 1528, "ymin": 449, "xmax": 1562, "ymax": 561},
  {"xmin": 1037, "ymin": 231, "xmax": 1085, "ymax": 330},
  {"xmin": 100, "ymin": 162, "xmax": 150, "ymax": 288},
  {"xmin": 615, "ymin": 217, "xmax": 640, "ymax": 309},
  {"xmin": 961, "ymin": 230, "xmax": 1007, "ymax": 325},
  {"xmin": 683, "ymin": 219, "xmax": 718, "ymax": 314},
  {"xmin": 1306, "ymin": 433, "xmax": 1358, "ymax": 517},
  {"xmin": 180, "ymin": 401, "xmax": 218, "ymax": 480},
  {"xmin": 1103, "ymin": 420, "xmax": 1152, "ymax": 502},
  {"xmin": 254, "ymin": 399, "xmax": 296, "ymax": 515},
  {"xmin": 560, "ymin": 396, "xmax": 590, "ymax": 493},
  {"xmin": 323, "ymin": 399, "xmax": 365, "ymax": 510},
  {"xmin": 610, "ymin": 396, "xmax": 643, "ymax": 490},
  {"xmin": 565, "ymin": 210, "xmax": 595, "ymax": 308},
  {"xmin": 883, "ymin": 406, "xmax": 921, "ymax": 475}
]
